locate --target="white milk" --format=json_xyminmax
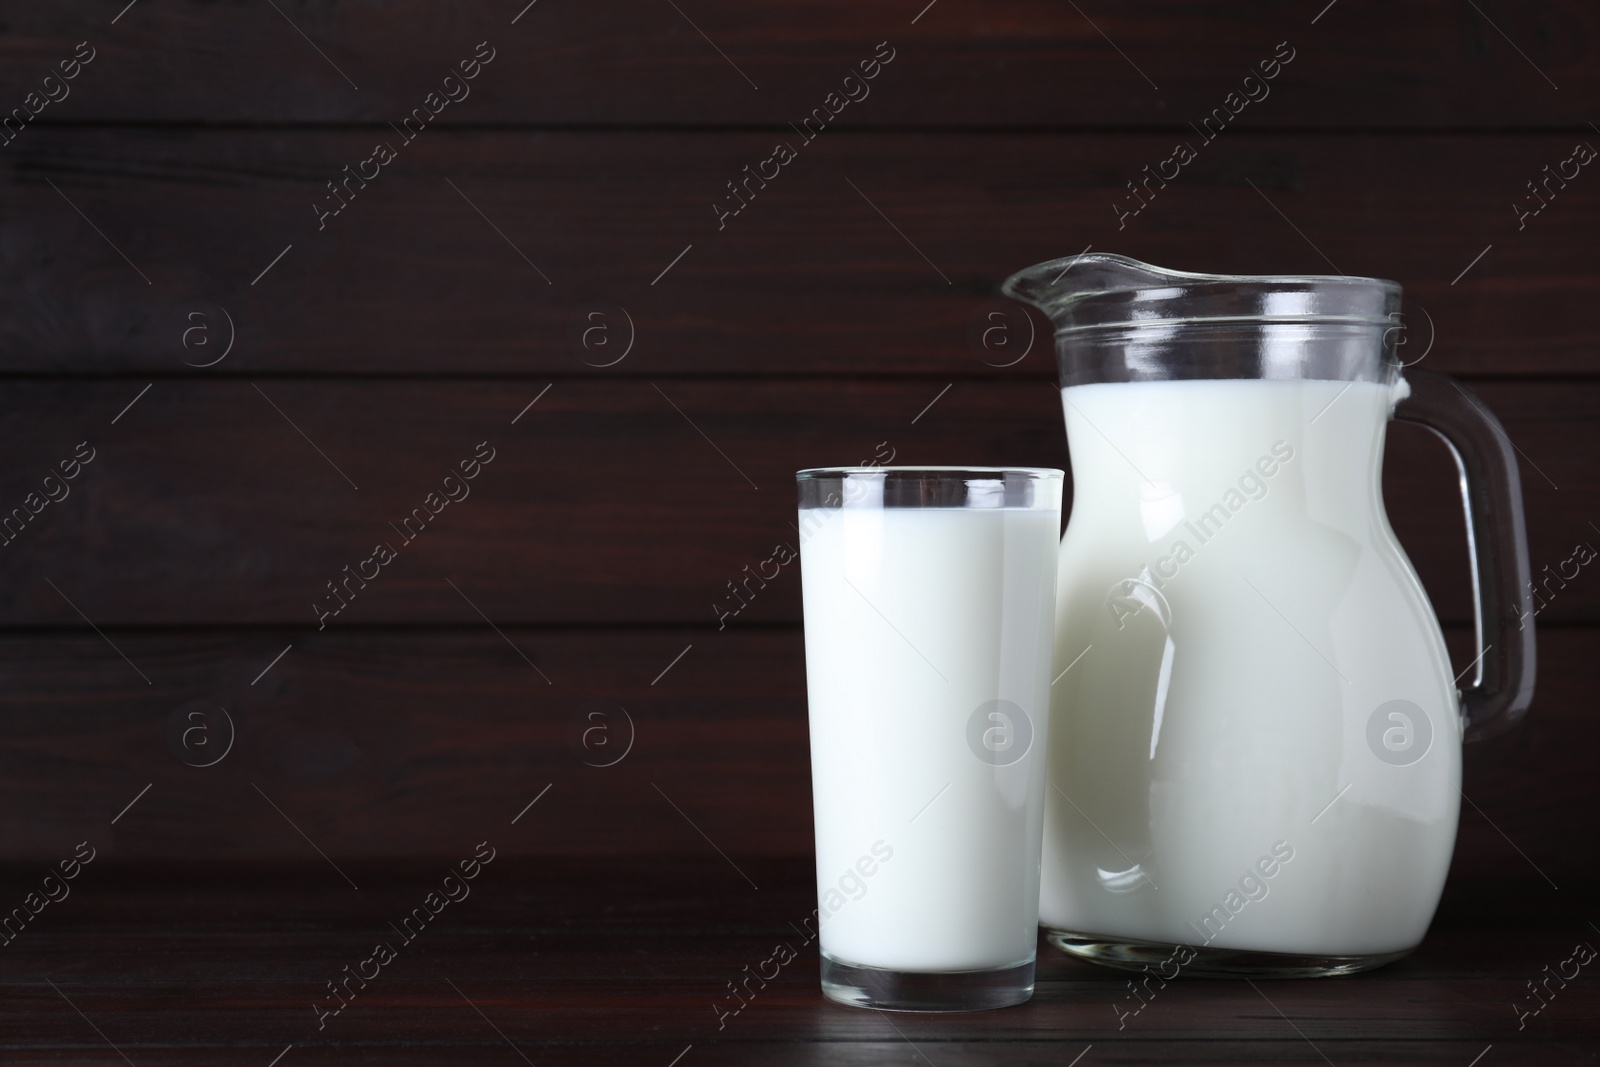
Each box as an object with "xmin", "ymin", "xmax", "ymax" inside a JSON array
[
  {"xmin": 1044, "ymin": 378, "xmax": 1461, "ymax": 957},
  {"xmin": 801, "ymin": 504, "xmax": 1058, "ymax": 971}
]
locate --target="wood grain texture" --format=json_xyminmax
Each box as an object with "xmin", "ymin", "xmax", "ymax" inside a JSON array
[
  {"xmin": 0, "ymin": 860, "xmax": 1592, "ymax": 1064},
  {"xmin": 1, "ymin": 130, "xmax": 1597, "ymax": 374},
  {"xmin": 0, "ymin": 624, "xmax": 1591, "ymax": 885},
  {"xmin": 0, "ymin": 378, "xmax": 1591, "ymax": 625},
  {"xmin": 0, "ymin": 0, "xmax": 1594, "ymax": 127}
]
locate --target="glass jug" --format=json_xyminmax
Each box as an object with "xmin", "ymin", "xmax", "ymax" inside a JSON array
[{"xmin": 1002, "ymin": 254, "xmax": 1535, "ymax": 977}]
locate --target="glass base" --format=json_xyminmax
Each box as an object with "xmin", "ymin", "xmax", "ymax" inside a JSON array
[
  {"xmin": 1044, "ymin": 927, "xmax": 1414, "ymax": 978},
  {"xmin": 820, "ymin": 952, "xmax": 1035, "ymax": 1011}
]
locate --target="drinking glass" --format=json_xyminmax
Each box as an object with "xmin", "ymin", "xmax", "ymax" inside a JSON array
[{"xmin": 797, "ymin": 466, "xmax": 1063, "ymax": 1011}]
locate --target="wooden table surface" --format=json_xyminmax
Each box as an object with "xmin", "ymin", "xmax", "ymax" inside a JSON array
[{"xmin": 2, "ymin": 859, "xmax": 1595, "ymax": 1066}]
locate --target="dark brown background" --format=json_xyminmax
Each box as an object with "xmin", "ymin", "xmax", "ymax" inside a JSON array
[{"xmin": 2, "ymin": 1, "xmax": 1597, "ymax": 1063}]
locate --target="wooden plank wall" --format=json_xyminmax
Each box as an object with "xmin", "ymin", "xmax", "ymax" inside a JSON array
[{"xmin": 1, "ymin": 1, "xmax": 1595, "ymax": 884}]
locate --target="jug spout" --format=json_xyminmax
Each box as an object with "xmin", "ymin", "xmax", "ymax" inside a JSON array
[
  {"xmin": 1001, "ymin": 253, "xmax": 1402, "ymax": 387},
  {"xmin": 1000, "ymin": 252, "xmax": 1200, "ymax": 321}
]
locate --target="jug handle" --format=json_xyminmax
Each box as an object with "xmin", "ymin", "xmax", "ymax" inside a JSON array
[{"xmin": 1393, "ymin": 368, "xmax": 1537, "ymax": 741}]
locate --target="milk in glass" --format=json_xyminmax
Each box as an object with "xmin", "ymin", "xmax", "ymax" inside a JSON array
[{"xmin": 801, "ymin": 479, "xmax": 1059, "ymax": 976}]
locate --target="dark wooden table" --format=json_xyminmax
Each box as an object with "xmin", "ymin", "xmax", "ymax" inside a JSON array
[{"xmin": 4, "ymin": 859, "xmax": 1595, "ymax": 1065}]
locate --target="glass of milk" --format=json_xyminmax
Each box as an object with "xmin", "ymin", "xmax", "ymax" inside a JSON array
[{"xmin": 797, "ymin": 466, "xmax": 1063, "ymax": 1011}]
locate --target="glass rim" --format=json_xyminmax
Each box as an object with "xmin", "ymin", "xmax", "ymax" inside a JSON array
[{"xmin": 796, "ymin": 466, "xmax": 1063, "ymax": 479}]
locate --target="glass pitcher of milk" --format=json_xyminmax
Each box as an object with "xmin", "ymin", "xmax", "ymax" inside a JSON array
[{"xmin": 1002, "ymin": 254, "xmax": 1536, "ymax": 977}]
